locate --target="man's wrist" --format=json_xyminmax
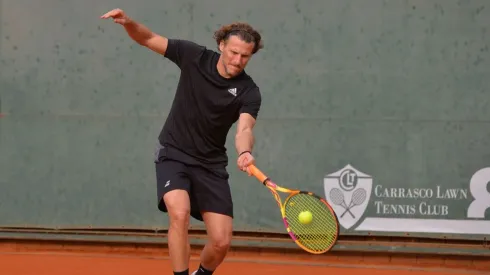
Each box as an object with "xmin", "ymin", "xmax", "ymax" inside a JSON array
[{"xmin": 238, "ymin": 150, "xmax": 251, "ymax": 156}]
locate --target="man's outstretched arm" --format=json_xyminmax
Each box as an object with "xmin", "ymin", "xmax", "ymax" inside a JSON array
[{"xmin": 101, "ymin": 8, "xmax": 168, "ymax": 55}]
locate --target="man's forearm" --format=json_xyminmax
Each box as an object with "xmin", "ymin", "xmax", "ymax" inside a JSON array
[
  {"xmin": 235, "ymin": 130, "xmax": 254, "ymax": 154},
  {"xmin": 123, "ymin": 18, "xmax": 155, "ymax": 45}
]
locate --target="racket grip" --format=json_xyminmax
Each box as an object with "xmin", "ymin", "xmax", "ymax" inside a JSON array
[{"xmin": 248, "ymin": 164, "xmax": 268, "ymax": 184}]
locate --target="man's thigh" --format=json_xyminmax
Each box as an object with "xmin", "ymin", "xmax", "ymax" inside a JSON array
[{"xmin": 155, "ymin": 160, "xmax": 192, "ymax": 212}]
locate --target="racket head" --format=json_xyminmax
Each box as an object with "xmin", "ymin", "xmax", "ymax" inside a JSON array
[
  {"xmin": 247, "ymin": 164, "xmax": 339, "ymax": 253},
  {"xmin": 282, "ymin": 191, "xmax": 339, "ymax": 254}
]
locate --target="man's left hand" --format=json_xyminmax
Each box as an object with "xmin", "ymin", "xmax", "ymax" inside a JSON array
[{"xmin": 237, "ymin": 151, "xmax": 254, "ymax": 175}]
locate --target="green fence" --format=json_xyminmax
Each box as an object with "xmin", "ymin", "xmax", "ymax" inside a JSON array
[{"xmin": 1, "ymin": 0, "xmax": 489, "ymax": 241}]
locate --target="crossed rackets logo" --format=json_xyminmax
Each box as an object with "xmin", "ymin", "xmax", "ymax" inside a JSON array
[
  {"xmin": 329, "ymin": 187, "xmax": 367, "ymax": 218},
  {"xmin": 324, "ymin": 165, "xmax": 373, "ymax": 230}
]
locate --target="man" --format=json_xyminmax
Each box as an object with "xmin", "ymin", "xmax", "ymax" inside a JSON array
[{"xmin": 101, "ymin": 8, "xmax": 264, "ymax": 275}]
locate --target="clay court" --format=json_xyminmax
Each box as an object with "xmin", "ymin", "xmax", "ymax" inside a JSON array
[
  {"xmin": 0, "ymin": 235, "xmax": 488, "ymax": 275},
  {"xmin": 0, "ymin": 253, "xmax": 481, "ymax": 275}
]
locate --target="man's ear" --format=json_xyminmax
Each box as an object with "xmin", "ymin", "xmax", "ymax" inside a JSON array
[{"xmin": 219, "ymin": 40, "xmax": 225, "ymax": 52}]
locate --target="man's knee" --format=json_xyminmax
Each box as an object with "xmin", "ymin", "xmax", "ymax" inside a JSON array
[
  {"xmin": 169, "ymin": 209, "xmax": 191, "ymax": 229},
  {"xmin": 209, "ymin": 231, "xmax": 231, "ymax": 252},
  {"xmin": 203, "ymin": 212, "xmax": 232, "ymax": 252},
  {"xmin": 164, "ymin": 189, "xmax": 191, "ymax": 228}
]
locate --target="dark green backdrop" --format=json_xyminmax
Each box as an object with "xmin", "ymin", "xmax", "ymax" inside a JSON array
[{"xmin": 1, "ymin": 0, "xmax": 489, "ymax": 240}]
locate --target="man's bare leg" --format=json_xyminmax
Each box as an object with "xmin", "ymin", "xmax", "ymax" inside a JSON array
[
  {"xmin": 194, "ymin": 212, "xmax": 233, "ymax": 274},
  {"xmin": 164, "ymin": 189, "xmax": 192, "ymax": 274}
]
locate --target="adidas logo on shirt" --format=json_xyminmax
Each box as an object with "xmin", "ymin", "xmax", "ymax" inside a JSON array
[{"xmin": 228, "ymin": 88, "xmax": 237, "ymax": 96}]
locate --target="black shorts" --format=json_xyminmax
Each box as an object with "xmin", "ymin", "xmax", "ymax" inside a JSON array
[{"xmin": 154, "ymin": 147, "xmax": 233, "ymax": 222}]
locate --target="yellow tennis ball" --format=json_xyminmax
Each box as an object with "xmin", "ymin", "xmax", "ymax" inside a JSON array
[{"xmin": 298, "ymin": 211, "xmax": 313, "ymax": 224}]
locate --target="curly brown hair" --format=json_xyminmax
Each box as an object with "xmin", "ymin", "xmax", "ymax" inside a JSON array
[{"xmin": 213, "ymin": 22, "xmax": 264, "ymax": 54}]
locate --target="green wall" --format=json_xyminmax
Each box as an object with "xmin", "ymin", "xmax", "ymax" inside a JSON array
[{"xmin": 1, "ymin": 0, "xmax": 489, "ymax": 240}]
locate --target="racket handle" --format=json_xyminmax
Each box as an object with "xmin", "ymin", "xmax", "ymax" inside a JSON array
[{"xmin": 247, "ymin": 164, "xmax": 269, "ymax": 185}]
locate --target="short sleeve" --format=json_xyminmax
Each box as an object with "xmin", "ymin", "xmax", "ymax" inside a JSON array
[
  {"xmin": 240, "ymin": 87, "xmax": 262, "ymax": 119},
  {"xmin": 164, "ymin": 39, "xmax": 204, "ymax": 69}
]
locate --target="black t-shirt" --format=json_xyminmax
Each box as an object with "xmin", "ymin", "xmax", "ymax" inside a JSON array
[{"xmin": 157, "ymin": 39, "xmax": 262, "ymax": 168}]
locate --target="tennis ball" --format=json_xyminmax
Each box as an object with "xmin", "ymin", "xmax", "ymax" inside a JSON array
[{"xmin": 298, "ymin": 211, "xmax": 313, "ymax": 224}]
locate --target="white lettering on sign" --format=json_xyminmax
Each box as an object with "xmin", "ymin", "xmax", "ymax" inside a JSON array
[
  {"xmin": 436, "ymin": 186, "xmax": 468, "ymax": 200},
  {"xmin": 324, "ymin": 164, "xmax": 489, "ymax": 234},
  {"xmin": 374, "ymin": 185, "xmax": 434, "ymax": 199},
  {"xmin": 370, "ymin": 184, "xmax": 468, "ymax": 217},
  {"xmin": 419, "ymin": 202, "xmax": 449, "ymax": 216},
  {"xmin": 374, "ymin": 201, "xmax": 416, "ymax": 215}
]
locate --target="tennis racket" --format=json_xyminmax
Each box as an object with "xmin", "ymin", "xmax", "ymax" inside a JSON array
[{"xmin": 247, "ymin": 164, "xmax": 339, "ymax": 254}]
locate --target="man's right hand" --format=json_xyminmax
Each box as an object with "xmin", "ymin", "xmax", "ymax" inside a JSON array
[
  {"xmin": 100, "ymin": 8, "xmax": 131, "ymax": 25},
  {"xmin": 100, "ymin": 8, "xmax": 169, "ymax": 56}
]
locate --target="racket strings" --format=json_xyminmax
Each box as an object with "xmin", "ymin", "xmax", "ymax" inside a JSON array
[{"xmin": 284, "ymin": 193, "xmax": 338, "ymax": 253}]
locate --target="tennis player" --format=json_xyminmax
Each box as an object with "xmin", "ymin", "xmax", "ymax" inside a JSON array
[{"xmin": 101, "ymin": 8, "xmax": 264, "ymax": 275}]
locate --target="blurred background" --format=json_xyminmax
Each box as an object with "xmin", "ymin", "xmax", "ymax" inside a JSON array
[{"xmin": 0, "ymin": 0, "xmax": 489, "ymax": 243}]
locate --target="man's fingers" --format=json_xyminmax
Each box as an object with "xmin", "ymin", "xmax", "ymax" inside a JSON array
[
  {"xmin": 100, "ymin": 9, "xmax": 122, "ymax": 19},
  {"xmin": 237, "ymin": 155, "xmax": 245, "ymax": 165},
  {"xmin": 100, "ymin": 11, "xmax": 114, "ymax": 19},
  {"xmin": 237, "ymin": 153, "xmax": 254, "ymax": 173},
  {"xmin": 113, "ymin": 18, "xmax": 126, "ymax": 24},
  {"xmin": 238, "ymin": 158, "xmax": 246, "ymax": 170},
  {"xmin": 245, "ymin": 156, "xmax": 254, "ymax": 166},
  {"xmin": 238, "ymin": 158, "xmax": 247, "ymax": 171}
]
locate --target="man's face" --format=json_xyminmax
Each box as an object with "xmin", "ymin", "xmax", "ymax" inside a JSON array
[{"xmin": 219, "ymin": 35, "xmax": 255, "ymax": 78}]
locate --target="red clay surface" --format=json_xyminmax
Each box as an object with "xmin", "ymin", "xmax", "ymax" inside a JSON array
[
  {"xmin": 0, "ymin": 238, "xmax": 487, "ymax": 275},
  {"xmin": 0, "ymin": 251, "xmax": 486, "ymax": 275}
]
